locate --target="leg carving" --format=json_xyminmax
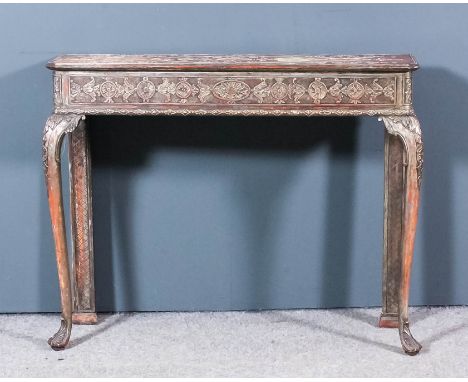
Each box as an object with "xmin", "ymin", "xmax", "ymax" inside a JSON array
[
  {"xmin": 379, "ymin": 131, "xmax": 404, "ymax": 329},
  {"xmin": 43, "ymin": 113, "xmax": 85, "ymax": 350},
  {"xmin": 380, "ymin": 115, "xmax": 423, "ymax": 355},
  {"xmin": 69, "ymin": 122, "xmax": 97, "ymax": 325}
]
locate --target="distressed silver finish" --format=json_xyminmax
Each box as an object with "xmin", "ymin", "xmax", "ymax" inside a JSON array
[{"xmin": 44, "ymin": 54, "xmax": 423, "ymax": 354}]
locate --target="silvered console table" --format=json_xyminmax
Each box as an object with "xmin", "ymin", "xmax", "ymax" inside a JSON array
[{"xmin": 43, "ymin": 54, "xmax": 423, "ymax": 354}]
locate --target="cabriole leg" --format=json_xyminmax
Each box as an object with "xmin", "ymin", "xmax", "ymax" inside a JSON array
[
  {"xmin": 69, "ymin": 121, "xmax": 97, "ymax": 325},
  {"xmin": 380, "ymin": 115, "xmax": 423, "ymax": 355},
  {"xmin": 43, "ymin": 113, "xmax": 85, "ymax": 350}
]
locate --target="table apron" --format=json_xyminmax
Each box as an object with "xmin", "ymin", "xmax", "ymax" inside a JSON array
[{"xmin": 53, "ymin": 71, "xmax": 413, "ymax": 117}]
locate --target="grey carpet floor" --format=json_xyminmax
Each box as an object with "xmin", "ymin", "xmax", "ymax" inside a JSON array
[{"xmin": 0, "ymin": 307, "xmax": 467, "ymax": 377}]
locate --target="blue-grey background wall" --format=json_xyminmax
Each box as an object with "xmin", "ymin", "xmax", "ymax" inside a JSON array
[{"xmin": 1, "ymin": 4, "xmax": 467, "ymax": 313}]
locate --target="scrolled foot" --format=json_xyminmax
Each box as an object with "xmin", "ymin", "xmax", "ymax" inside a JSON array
[
  {"xmin": 48, "ymin": 319, "xmax": 72, "ymax": 350},
  {"xmin": 399, "ymin": 322, "xmax": 422, "ymax": 355}
]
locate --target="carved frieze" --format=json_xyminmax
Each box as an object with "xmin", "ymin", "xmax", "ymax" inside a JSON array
[{"xmin": 64, "ymin": 74, "xmax": 398, "ymax": 107}]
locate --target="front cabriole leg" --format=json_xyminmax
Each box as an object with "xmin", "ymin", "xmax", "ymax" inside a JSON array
[
  {"xmin": 43, "ymin": 113, "xmax": 85, "ymax": 350},
  {"xmin": 380, "ymin": 115, "xmax": 423, "ymax": 355}
]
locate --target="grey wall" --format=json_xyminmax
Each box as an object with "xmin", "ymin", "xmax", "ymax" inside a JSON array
[{"xmin": 1, "ymin": 4, "xmax": 467, "ymax": 313}]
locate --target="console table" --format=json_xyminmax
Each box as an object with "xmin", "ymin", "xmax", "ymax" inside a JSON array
[{"xmin": 43, "ymin": 54, "xmax": 423, "ymax": 355}]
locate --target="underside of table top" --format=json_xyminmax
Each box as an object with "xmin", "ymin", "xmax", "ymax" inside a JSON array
[{"xmin": 47, "ymin": 54, "xmax": 419, "ymax": 72}]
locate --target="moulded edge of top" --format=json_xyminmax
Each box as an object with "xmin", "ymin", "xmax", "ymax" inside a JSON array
[{"xmin": 46, "ymin": 54, "xmax": 419, "ymax": 73}]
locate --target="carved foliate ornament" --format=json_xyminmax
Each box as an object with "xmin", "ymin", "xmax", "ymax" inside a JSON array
[
  {"xmin": 252, "ymin": 79, "xmax": 270, "ymax": 103},
  {"xmin": 380, "ymin": 116, "xmax": 423, "ymax": 188},
  {"xmin": 65, "ymin": 75, "xmax": 398, "ymax": 107},
  {"xmin": 197, "ymin": 79, "xmax": 211, "ymax": 103},
  {"xmin": 42, "ymin": 114, "xmax": 85, "ymax": 169},
  {"xmin": 289, "ymin": 78, "xmax": 306, "ymax": 103},
  {"xmin": 404, "ymin": 74, "xmax": 412, "ymax": 104},
  {"xmin": 157, "ymin": 78, "xmax": 176, "ymax": 101},
  {"xmin": 329, "ymin": 79, "xmax": 344, "ymax": 103}
]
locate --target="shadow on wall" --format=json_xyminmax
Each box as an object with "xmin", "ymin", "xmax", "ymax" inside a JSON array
[
  {"xmin": 412, "ymin": 67, "xmax": 468, "ymax": 305},
  {"xmin": 0, "ymin": 64, "xmax": 465, "ymax": 312},
  {"xmin": 86, "ymin": 67, "xmax": 468, "ymax": 311},
  {"xmin": 89, "ymin": 115, "xmax": 360, "ymax": 311},
  {"xmin": 44, "ymin": 67, "xmax": 468, "ymax": 312}
]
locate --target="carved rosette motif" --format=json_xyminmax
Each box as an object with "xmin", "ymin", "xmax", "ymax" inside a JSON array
[
  {"xmin": 345, "ymin": 79, "xmax": 365, "ymax": 103},
  {"xmin": 136, "ymin": 77, "xmax": 156, "ymax": 102},
  {"xmin": 175, "ymin": 78, "xmax": 198, "ymax": 103},
  {"xmin": 308, "ymin": 78, "xmax": 328, "ymax": 104},
  {"xmin": 212, "ymin": 80, "xmax": 251, "ymax": 103},
  {"xmin": 66, "ymin": 75, "xmax": 397, "ymax": 106}
]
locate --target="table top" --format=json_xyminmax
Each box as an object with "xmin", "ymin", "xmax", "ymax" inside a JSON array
[{"xmin": 47, "ymin": 54, "xmax": 418, "ymax": 72}]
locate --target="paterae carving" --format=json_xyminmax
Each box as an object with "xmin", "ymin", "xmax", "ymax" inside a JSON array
[{"xmin": 66, "ymin": 75, "xmax": 397, "ymax": 106}]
